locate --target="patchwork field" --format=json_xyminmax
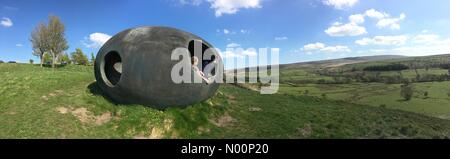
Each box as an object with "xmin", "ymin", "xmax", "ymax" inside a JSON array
[{"xmin": 279, "ymin": 82, "xmax": 450, "ymax": 119}]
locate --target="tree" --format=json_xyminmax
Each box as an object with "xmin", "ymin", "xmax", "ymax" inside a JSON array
[
  {"xmin": 60, "ymin": 53, "xmax": 70, "ymax": 64},
  {"xmin": 303, "ymin": 90, "xmax": 309, "ymax": 96},
  {"xmin": 29, "ymin": 59, "xmax": 34, "ymax": 64},
  {"xmin": 30, "ymin": 23, "xmax": 48, "ymax": 67},
  {"xmin": 423, "ymin": 91, "xmax": 429, "ymax": 99},
  {"xmin": 30, "ymin": 15, "xmax": 68, "ymax": 68},
  {"xmin": 43, "ymin": 53, "xmax": 52, "ymax": 64},
  {"xmin": 71, "ymin": 48, "xmax": 89, "ymax": 65},
  {"xmin": 90, "ymin": 52, "xmax": 95, "ymax": 65},
  {"xmin": 400, "ymin": 83, "xmax": 414, "ymax": 101},
  {"xmin": 46, "ymin": 15, "xmax": 69, "ymax": 68}
]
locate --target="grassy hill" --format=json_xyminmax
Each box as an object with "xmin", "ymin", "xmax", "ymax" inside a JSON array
[
  {"xmin": 229, "ymin": 54, "xmax": 450, "ymax": 119},
  {"xmin": 1, "ymin": 63, "xmax": 450, "ymax": 138}
]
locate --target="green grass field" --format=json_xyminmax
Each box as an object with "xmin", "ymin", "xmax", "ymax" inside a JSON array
[
  {"xmin": 2, "ymin": 63, "xmax": 450, "ymax": 138},
  {"xmin": 279, "ymin": 82, "xmax": 450, "ymax": 119}
]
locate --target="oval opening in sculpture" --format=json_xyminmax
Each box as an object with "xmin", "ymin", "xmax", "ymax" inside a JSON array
[
  {"xmin": 188, "ymin": 40, "xmax": 217, "ymax": 76},
  {"xmin": 103, "ymin": 51, "xmax": 122, "ymax": 87}
]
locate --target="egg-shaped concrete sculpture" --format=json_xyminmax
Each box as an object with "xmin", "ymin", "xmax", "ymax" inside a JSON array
[{"xmin": 94, "ymin": 26, "xmax": 222, "ymax": 109}]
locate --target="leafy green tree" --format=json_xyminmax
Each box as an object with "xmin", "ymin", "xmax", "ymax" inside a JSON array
[
  {"xmin": 60, "ymin": 53, "xmax": 70, "ymax": 64},
  {"xmin": 401, "ymin": 83, "xmax": 414, "ymax": 101},
  {"xmin": 90, "ymin": 52, "xmax": 95, "ymax": 65},
  {"xmin": 30, "ymin": 23, "xmax": 48, "ymax": 67},
  {"xmin": 71, "ymin": 48, "xmax": 89, "ymax": 65},
  {"xmin": 424, "ymin": 91, "xmax": 429, "ymax": 99},
  {"xmin": 29, "ymin": 59, "xmax": 34, "ymax": 64},
  {"xmin": 30, "ymin": 15, "xmax": 69, "ymax": 68},
  {"xmin": 46, "ymin": 15, "xmax": 69, "ymax": 68},
  {"xmin": 43, "ymin": 53, "xmax": 52, "ymax": 64}
]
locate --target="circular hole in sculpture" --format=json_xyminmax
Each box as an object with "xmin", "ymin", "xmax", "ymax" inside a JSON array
[
  {"xmin": 188, "ymin": 40, "xmax": 217, "ymax": 76},
  {"xmin": 103, "ymin": 51, "xmax": 122, "ymax": 87}
]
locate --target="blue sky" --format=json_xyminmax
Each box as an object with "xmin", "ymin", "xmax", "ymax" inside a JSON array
[{"xmin": 1, "ymin": 0, "xmax": 450, "ymax": 66}]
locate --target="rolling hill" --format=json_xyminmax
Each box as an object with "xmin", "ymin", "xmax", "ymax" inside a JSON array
[{"xmin": 1, "ymin": 63, "xmax": 450, "ymax": 138}]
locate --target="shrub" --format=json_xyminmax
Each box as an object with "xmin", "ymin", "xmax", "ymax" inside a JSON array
[
  {"xmin": 303, "ymin": 90, "xmax": 309, "ymax": 95},
  {"xmin": 400, "ymin": 83, "xmax": 414, "ymax": 101},
  {"xmin": 423, "ymin": 91, "xmax": 428, "ymax": 99}
]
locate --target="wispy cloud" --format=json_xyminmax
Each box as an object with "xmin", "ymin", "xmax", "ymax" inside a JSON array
[
  {"xmin": 301, "ymin": 42, "xmax": 350, "ymax": 54},
  {"xmin": 82, "ymin": 33, "xmax": 112, "ymax": 48},
  {"xmin": 323, "ymin": 0, "xmax": 358, "ymax": 9},
  {"xmin": 355, "ymin": 35, "xmax": 408, "ymax": 46},
  {"xmin": 275, "ymin": 37, "xmax": 288, "ymax": 41},
  {"xmin": 2, "ymin": 5, "xmax": 18, "ymax": 11},
  {"xmin": 178, "ymin": 0, "xmax": 262, "ymax": 17},
  {"xmin": 1, "ymin": 17, "xmax": 13, "ymax": 28}
]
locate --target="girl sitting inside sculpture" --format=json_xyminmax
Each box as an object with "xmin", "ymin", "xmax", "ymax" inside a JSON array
[{"xmin": 191, "ymin": 56, "xmax": 214, "ymax": 84}]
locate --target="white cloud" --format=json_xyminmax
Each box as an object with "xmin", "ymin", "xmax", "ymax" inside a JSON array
[
  {"xmin": 220, "ymin": 48, "xmax": 257, "ymax": 58},
  {"xmin": 15, "ymin": 44, "xmax": 23, "ymax": 47},
  {"xmin": 274, "ymin": 37, "xmax": 288, "ymax": 41},
  {"xmin": 208, "ymin": 0, "xmax": 262, "ymax": 17},
  {"xmin": 83, "ymin": 33, "xmax": 112, "ymax": 48},
  {"xmin": 349, "ymin": 14, "xmax": 365, "ymax": 24},
  {"xmin": 223, "ymin": 29, "xmax": 230, "ymax": 34},
  {"xmin": 365, "ymin": 9, "xmax": 388, "ymax": 19},
  {"xmin": 355, "ymin": 35, "xmax": 408, "ymax": 46},
  {"xmin": 323, "ymin": 0, "xmax": 358, "ymax": 9},
  {"xmin": 326, "ymin": 9, "xmax": 406, "ymax": 36},
  {"xmin": 354, "ymin": 38, "xmax": 371, "ymax": 45},
  {"xmin": 412, "ymin": 34, "xmax": 440, "ymax": 44},
  {"xmin": 221, "ymin": 29, "xmax": 248, "ymax": 35},
  {"xmin": 332, "ymin": 21, "xmax": 342, "ymax": 26},
  {"xmin": 376, "ymin": 13, "xmax": 406, "ymax": 30},
  {"xmin": 325, "ymin": 22, "xmax": 367, "ymax": 37},
  {"xmin": 220, "ymin": 50, "xmax": 243, "ymax": 58},
  {"xmin": 357, "ymin": 33, "xmax": 450, "ymax": 56},
  {"xmin": 179, "ymin": 0, "xmax": 203, "ymax": 6},
  {"xmin": 1, "ymin": 17, "xmax": 13, "ymax": 27},
  {"xmin": 301, "ymin": 42, "xmax": 350, "ymax": 53},
  {"xmin": 320, "ymin": 45, "xmax": 351, "ymax": 53},
  {"xmin": 390, "ymin": 39, "xmax": 450, "ymax": 56},
  {"xmin": 362, "ymin": 9, "xmax": 407, "ymax": 30},
  {"xmin": 226, "ymin": 43, "xmax": 241, "ymax": 48},
  {"xmin": 302, "ymin": 42, "xmax": 325, "ymax": 51}
]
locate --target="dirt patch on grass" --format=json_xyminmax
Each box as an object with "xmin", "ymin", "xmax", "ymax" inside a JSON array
[
  {"xmin": 55, "ymin": 90, "xmax": 64, "ymax": 94},
  {"xmin": 55, "ymin": 107, "xmax": 112, "ymax": 125},
  {"xmin": 41, "ymin": 95, "xmax": 48, "ymax": 101},
  {"xmin": 71, "ymin": 108, "xmax": 91, "ymax": 123},
  {"xmin": 226, "ymin": 95, "xmax": 237, "ymax": 104},
  {"xmin": 212, "ymin": 113, "xmax": 236, "ymax": 127},
  {"xmin": 133, "ymin": 119, "xmax": 174, "ymax": 139},
  {"xmin": 56, "ymin": 107, "xmax": 69, "ymax": 114},
  {"xmin": 6, "ymin": 111, "xmax": 16, "ymax": 115},
  {"xmin": 48, "ymin": 93, "xmax": 57, "ymax": 97},
  {"xmin": 298, "ymin": 124, "xmax": 313, "ymax": 137},
  {"xmin": 248, "ymin": 107, "xmax": 262, "ymax": 112},
  {"xmin": 95, "ymin": 112, "xmax": 112, "ymax": 125}
]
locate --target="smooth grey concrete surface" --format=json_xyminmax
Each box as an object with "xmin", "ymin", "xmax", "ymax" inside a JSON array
[{"xmin": 94, "ymin": 26, "xmax": 222, "ymax": 109}]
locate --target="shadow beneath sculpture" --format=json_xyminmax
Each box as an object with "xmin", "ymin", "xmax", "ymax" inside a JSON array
[{"xmin": 87, "ymin": 81, "xmax": 119, "ymax": 105}]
